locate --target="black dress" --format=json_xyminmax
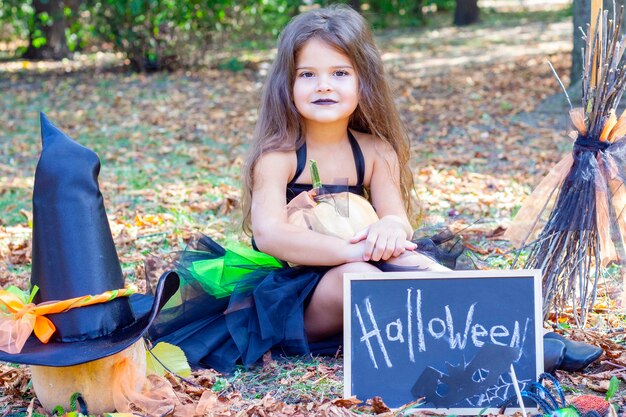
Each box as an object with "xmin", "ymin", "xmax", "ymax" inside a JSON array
[{"xmin": 147, "ymin": 132, "xmax": 367, "ymax": 373}]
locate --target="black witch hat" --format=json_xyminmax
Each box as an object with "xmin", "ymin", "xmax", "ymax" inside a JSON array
[{"xmin": 0, "ymin": 113, "xmax": 179, "ymax": 366}]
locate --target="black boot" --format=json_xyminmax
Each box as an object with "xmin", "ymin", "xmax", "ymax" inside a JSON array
[
  {"xmin": 543, "ymin": 338, "xmax": 566, "ymax": 374},
  {"xmin": 544, "ymin": 332, "xmax": 603, "ymax": 372}
]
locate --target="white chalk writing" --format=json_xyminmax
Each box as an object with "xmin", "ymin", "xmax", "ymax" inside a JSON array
[
  {"xmin": 355, "ymin": 297, "xmax": 392, "ymax": 369},
  {"xmin": 354, "ymin": 289, "xmax": 531, "ymax": 369}
]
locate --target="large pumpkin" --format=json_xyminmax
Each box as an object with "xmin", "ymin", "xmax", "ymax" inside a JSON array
[{"xmin": 30, "ymin": 339, "xmax": 146, "ymax": 414}]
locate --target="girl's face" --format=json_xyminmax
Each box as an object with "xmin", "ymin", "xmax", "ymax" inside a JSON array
[{"xmin": 293, "ymin": 38, "xmax": 359, "ymax": 127}]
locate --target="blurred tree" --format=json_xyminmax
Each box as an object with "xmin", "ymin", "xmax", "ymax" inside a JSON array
[
  {"xmin": 0, "ymin": 0, "xmax": 83, "ymax": 59},
  {"xmin": 23, "ymin": 0, "xmax": 80, "ymax": 59},
  {"xmin": 410, "ymin": 0, "xmax": 424, "ymax": 23},
  {"xmin": 358, "ymin": 0, "xmax": 424, "ymax": 27},
  {"xmin": 0, "ymin": 0, "xmax": 28, "ymax": 42},
  {"xmin": 87, "ymin": 0, "xmax": 302, "ymax": 72},
  {"xmin": 348, "ymin": 0, "xmax": 360, "ymax": 12},
  {"xmin": 453, "ymin": 0, "xmax": 479, "ymax": 26},
  {"xmin": 1, "ymin": 0, "xmax": 443, "ymax": 69},
  {"xmin": 571, "ymin": 0, "xmax": 587, "ymax": 85}
]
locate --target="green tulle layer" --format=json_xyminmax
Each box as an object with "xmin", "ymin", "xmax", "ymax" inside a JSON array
[{"xmin": 188, "ymin": 241, "xmax": 282, "ymax": 298}]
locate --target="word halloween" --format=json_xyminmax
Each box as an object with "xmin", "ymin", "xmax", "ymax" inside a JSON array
[{"xmin": 354, "ymin": 288, "xmax": 531, "ymax": 369}]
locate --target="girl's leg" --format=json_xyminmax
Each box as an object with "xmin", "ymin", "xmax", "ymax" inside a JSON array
[{"xmin": 304, "ymin": 262, "xmax": 381, "ymax": 342}]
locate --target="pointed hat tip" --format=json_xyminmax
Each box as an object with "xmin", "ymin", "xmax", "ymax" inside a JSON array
[
  {"xmin": 39, "ymin": 112, "xmax": 62, "ymax": 146},
  {"xmin": 39, "ymin": 112, "xmax": 51, "ymax": 127}
]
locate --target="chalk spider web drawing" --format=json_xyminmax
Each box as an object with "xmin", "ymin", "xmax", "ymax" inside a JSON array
[
  {"xmin": 464, "ymin": 375, "xmax": 532, "ymax": 407},
  {"xmin": 412, "ymin": 344, "xmax": 524, "ymax": 408}
]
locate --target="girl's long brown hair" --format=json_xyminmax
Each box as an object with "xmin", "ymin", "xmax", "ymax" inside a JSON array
[{"xmin": 241, "ymin": 5, "xmax": 414, "ymax": 235}]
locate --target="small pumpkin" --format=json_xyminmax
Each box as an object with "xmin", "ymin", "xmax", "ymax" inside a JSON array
[
  {"xmin": 309, "ymin": 192, "xmax": 378, "ymax": 240},
  {"xmin": 30, "ymin": 339, "xmax": 146, "ymax": 415},
  {"xmin": 286, "ymin": 160, "xmax": 378, "ymax": 240}
]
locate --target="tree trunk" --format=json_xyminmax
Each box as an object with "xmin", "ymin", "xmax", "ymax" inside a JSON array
[
  {"xmin": 348, "ymin": 0, "xmax": 361, "ymax": 12},
  {"xmin": 410, "ymin": 0, "xmax": 424, "ymax": 23},
  {"xmin": 571, "ymin": 0, "xmax": 589, "ymax": 86},
  {"xmin": 453, "ymin": 0, "xmax": 480, "ymax": 26},
  {"xmin": 23, "ymin": 0, "xmax": 70, "ymax": 60}
]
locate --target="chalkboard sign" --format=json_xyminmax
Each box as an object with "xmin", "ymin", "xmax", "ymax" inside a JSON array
[{"xmin": 343, "ymin": 270, "xmax": 543, "ymax": 413}]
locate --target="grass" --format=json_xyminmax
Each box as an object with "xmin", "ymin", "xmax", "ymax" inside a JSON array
[
  {"xmin": 0, "ymin": 189, "xmax": 30, "ymax": 225},
  {"xmin": 224, "ymin": 355, "xmax": 344, "ymax": 404}
]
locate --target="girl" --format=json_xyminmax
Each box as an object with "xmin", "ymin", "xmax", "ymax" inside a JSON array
[
  {"xmin": 242, "ymin": 4, "xmax": 447, "ymax": 342},
  {"xmin": 148, "ymin": 4, "xmax": 447, "ymax": 372}
]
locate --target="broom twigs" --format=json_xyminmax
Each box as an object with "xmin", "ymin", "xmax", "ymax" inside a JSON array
[
  {"xmin": 590, "ymin": 242, "xmax": 602, "ymax": 316},
  {"xmin": 585, "ymin": 17, "xmax": 602, "ymax": 134},
  {"xmin": 532, "ymin": 230, "xmax": 569, "ymax": 317},
  {"xmin": 583, "ymin": 7, "xmax": 626, "ymax": 138},
  {"xmin": 548, "ymin": 61, "xmax": 573, "ymax": 110},
  {"xmin": 607, "ymin": 12, "xmax": 621, "ymax": 70},
  {"xmin": 573, "ymin": 235, "xmax": 592, "ymax": 324},
  {"xmin": 571, "ymin": 232, "xmax": 590, "ymax": 323},
  {"xmin": 601, "ymin": 9, "xmax": 609, "ymax": 72},
  {"xmin": 597, "ymin": 12, "xmax": 609, "ymax": 103},
  {"xmin": 586, "ymin": 26, "xmax": 600, "ymax": 129},
  {"xmin": 526, "ymin": 170, "xmax": 601, "ymax": 323},
  {"xmin": 577, "ymin": 232, "xmax": 593, "ymax": 323},
  {"xmin": 615, "ymin": 24, "xmax": 626, "ymax": 65},
  {"xmin": 582, "ymin": 237, "xmax": 601, "ymax": 324},
  {"xmin": 591, "ymin": 68, "xmax": 607, "ymax": 135}
]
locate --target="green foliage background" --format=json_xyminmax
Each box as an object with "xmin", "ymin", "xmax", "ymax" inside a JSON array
[{"xmin": 0, "ymin": 0, "xmax": 456, "ymax": 71}]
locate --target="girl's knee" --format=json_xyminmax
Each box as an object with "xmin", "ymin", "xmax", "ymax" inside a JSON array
[
  {"xmin": 323, "ymin": 262, "xmax": 378, "ymax": 285},
  {"xmin": 340, "ymin": 261, "xmax": 380, "ymax": 274},
  {"xmin": 317, "ymin": 263, "xmax": 380, "ymax": 302}
]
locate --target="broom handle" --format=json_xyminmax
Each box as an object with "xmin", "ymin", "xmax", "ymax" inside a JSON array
[{"xmin": 590, "ymin": 0, "xmax": 602, "ymax": 88}]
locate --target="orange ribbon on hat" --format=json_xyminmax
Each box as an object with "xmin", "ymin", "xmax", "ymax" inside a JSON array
[{"xmin": 0, "ymin": 287, "xmax": 135, "ymax": 354}]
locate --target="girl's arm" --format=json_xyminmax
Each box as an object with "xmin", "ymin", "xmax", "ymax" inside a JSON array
[
  {"xmin": 351, "ymin": 139, "xmax": 416, "ymax": 261},
  {"xmin": 251, "ymin": 151, "xmax": 367, "ymax": 266}
]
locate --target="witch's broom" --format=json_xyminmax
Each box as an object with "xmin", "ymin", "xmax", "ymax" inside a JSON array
[{"xmin": 505, "ymin": 1, "xmax": 626, "ymax": 325}]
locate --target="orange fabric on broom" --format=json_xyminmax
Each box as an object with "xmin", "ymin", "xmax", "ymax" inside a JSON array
[{"xmin": 503, "ymin": 154, "xmax": 574, "ymax": 247}]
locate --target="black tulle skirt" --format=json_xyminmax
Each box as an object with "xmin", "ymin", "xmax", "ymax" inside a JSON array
[
  {"xmin": 146, "ymin": 231, "xmax": 463, "ymax": 373},
  {"xmin": 146, "ymin": 236, "xmax": 334, "ymax": 373}
]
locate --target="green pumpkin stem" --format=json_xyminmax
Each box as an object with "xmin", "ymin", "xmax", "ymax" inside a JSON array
[{"xmin": 310, "ymin": 159, "xmax": 322, "ymax": 190}]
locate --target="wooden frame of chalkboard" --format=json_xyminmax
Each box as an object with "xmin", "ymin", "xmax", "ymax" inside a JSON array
[{"xmin": 344, "ymin": 269, "xmax": 543, "ymax": 414}]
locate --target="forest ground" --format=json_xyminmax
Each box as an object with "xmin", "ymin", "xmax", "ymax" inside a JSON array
[{"xmin": 2, "ymin": 2, "xmax": 626, "ymax": 416}]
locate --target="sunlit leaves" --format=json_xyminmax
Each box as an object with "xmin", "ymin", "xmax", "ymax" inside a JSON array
[{"xmin": 146, "ymin": 342, "xmax": 192, "ymax": 377}]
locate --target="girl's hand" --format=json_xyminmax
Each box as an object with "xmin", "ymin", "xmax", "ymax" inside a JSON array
[
  {"xmin": 349, "ymin": 215, "xmax": 417, "ymax": 262},
  {"xmin": 343, "ymin": 240, "xmax": 370, "ymax": 263}
]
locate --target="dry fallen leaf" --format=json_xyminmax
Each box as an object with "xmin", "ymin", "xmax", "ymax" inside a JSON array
[
  {"xmin": 332, "ymin": 397, "xmax": 362, "ymax": 408},
  {"xmin": 370, "ymin": 396, "xmax": 391, "ymax": 414}
]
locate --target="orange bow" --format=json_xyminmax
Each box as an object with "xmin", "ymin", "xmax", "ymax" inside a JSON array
[{"xmin": 0, "ymin": 287, "xmax": 135, "ymax": 354}]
